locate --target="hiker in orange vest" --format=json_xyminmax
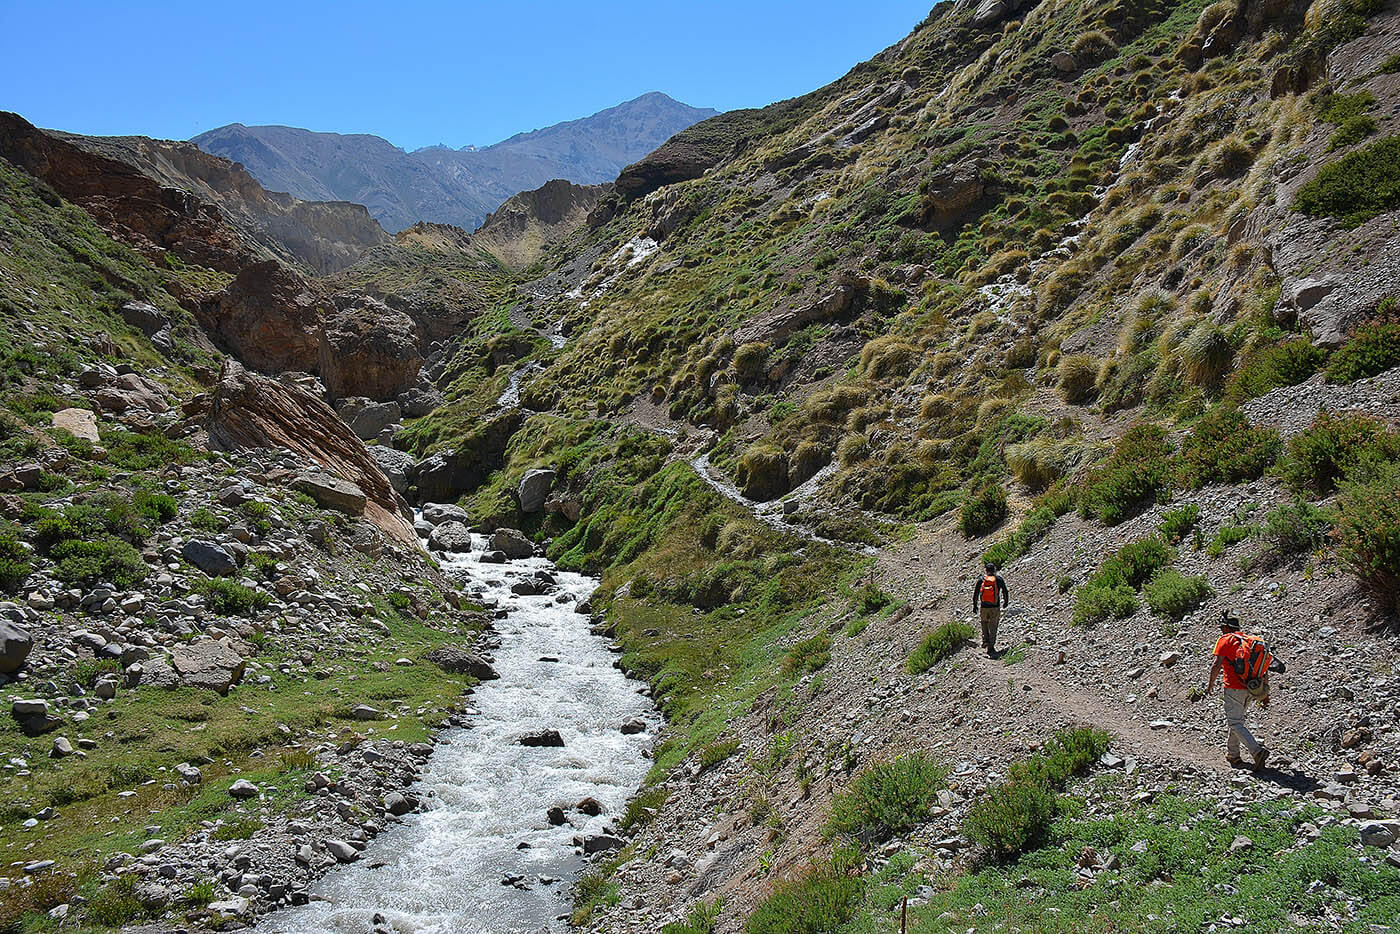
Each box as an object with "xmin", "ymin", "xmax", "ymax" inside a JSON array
[
  {"xmin": 972, "ymin": 562, "xmax": 1009, "ymax": 656},
  {"xmin": 1206, "ymin": 613, "xmax": 1270, "ymax": 769}
]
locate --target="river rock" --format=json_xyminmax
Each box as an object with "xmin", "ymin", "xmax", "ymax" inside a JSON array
[
  {"xmin": 422, "ymin": 502, "xmax": 471, "ymax": 526},
  {"xmin": 620, "ymin": 717, "xmax": 646, "ymax": 735},
  {"xmin": 325, "ymin": 839, "xmax": 360, "ymax": 862},
  {"xmin": 384, "ymin": 791, "xmax": 416, "ymax": 816},
  {"xmin": 0, "ymin": 620, "xmax": 34, "ymax": 674},
  {"xmin": 517, "ymin": 469, "xmax": 556, "ymax": 513},
  {"xmin": 428, "ymin": 521, "xmax": 473, "ymax": 553},
  {"xmin": 520, "ymin": 729, "xmax": 564, "ymax": 748},
  {"xmin": 182, "ymin": 540, "xmax": 239, "ymax": 577},
  {"xmin": 292, "ymin": 471, "xmax": 367, "ymax": 516},
  {"xmin": 577, "ymin": 796, "xmax": 603, "ymax": 816},
  {"xmin": 582, "ymin": 834, "xmax": 625, "ymax": 854},
  {"xmin": 547, "ymin": 806, "xmax": 567, "ymax": 826},
  {"xmin": 490, "ymin": 529, "xmax": 533, "ymax": 559},
  {"xmin": 424, "ymin": 646, "xmax": 498, "ymax": 680}
]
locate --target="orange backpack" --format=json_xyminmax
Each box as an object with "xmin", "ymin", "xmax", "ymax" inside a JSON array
[
  {"xmin": 979, "ymin": 575, "xmax": 999, "ymax": 605},
  {"xmin": 1228, "ymin": 633, "xmax": 1273, "ymax": 698}
]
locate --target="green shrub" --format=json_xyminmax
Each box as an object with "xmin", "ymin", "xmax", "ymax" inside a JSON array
[
  {"xmin": 1226, "ymin": 339, "xmax": 1325, "ymax": 402},
  {"xmin": 198, "ymin": 579, "xmax": 271, "ymax": 616},
  {"xmin": 1325, "ymin": 321, "xmax": 1400, "ymax": 383},
  {"xmin": 983, "ymin": 505, "xmax": 1058, "ymax": 567},
  {"xmin": 907, "ymin": 621, "xmax": 975, "ymax": 674},
  {"xmin": 1157, "ymin": 504, "xmax": 1201, "ymax": 543},
  {"xmin": 1079, "ymin": 423, "xmax": 1175, "ymax": 524},
  {"xmin": 85, "ymin": 875, "xmax": 150, "ymax": 926},
  {"xmin": 182, "ymin": 881, "xmax": 216, "ymax": 909},
  {"xmin": 73, "ymin": 658, "xmax": 121, "ymax": 688},
  {"xmin": 212, "ymin": 816, "xmax": 263, "ymax": 840},
  {"xmin": 1331, "ymin": 115, "xmax": 1378, "ymax": 150},
  {"xmin": 1293, "ymin": 136, "xmax": 1400, "ymax": 227},
  {"xmin": 664, "ymin": 899, "xmax": 723, "ymax": 934},
  {"xmin": 960, "ymin": 483, "xmax": 1008, "ymax": 537},
  {"xmin": 964, "ymin": 779, "xmax": 1057, "ymax": 862},
  {"xmin": 1177, "ymin": 407, "xmax": 1281, "ymax": 488},
  {"xmin": 1205, "ymin": 524, "xmax": 1254, "ymax": 558},
  {"xmin": 188, "ymin": 506, "xmax": 224, "ymax": 532},
  {"xmin": 744, "ymin": 849, "xmax": 864, "ymax": 934},
  {"xmin": 855, "ymin": 582, "xmax": 893, "ymax": 615},
  {"xmin": 698, "ymin": 739, "xmax": 739, "ymax": 772},
  {"xmin": 102, "ymin": 428, "xmax": 197, "ymax": 470},
  {"xmin": 52, "ymin": 536, "xmax": 147, "ymax": 588},
  {"xmin": 1072, "ymin": 537, "xmax": 1173, "ymax": 624},
  {"xmin": 0, "ymin": 521, "xmax": 32, "ymax": 592},
  {"xmin": 783, "ymin": 632, "xmax": 832, "ymax": 675},
  {"xmin": 1334, "ymin": 463, "xmax": 1400, "ymax": 612},
  {"xmin": 133, "ymin": 490, "xmax": 178, "ymax": 524},
  {"xmin": 1261, "ymin": 498, "xmax": 1331, "ymax": 558},
  {"xmin": 1281, "ymin": 412, "xmax": 1400, "ymax": 493},
  {"xmin": 1144, "ymin": 569, "xmax": 1213, "ymax": 617},
  {"xmin": 1007, "ymin": 727, "xmax": 1111, "ymax": 788},
  {"xmin": 1319, "ymin": 91, "xmax": 1375, "ymax": 125},
  {"xmin": 827, "ymin": 751, "xmax": 948, "ymax": 842},
  {"xmin": 1057, "ymin": 354, "xmax": 1100, "ymax": 404},
  {"xmin": 1071, "ymin": 580, "xmax": 1138, "ymax": 625}
]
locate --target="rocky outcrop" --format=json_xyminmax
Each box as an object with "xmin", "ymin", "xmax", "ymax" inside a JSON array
[
  {"xmin": 472, "ymin": 179, "xmax": 608, "ymax": 269},
  {"xmin": 409, "ymin": 412, "xmax": 526, "ymax": 503},
  {"xmin": 335, "ymin": 398, "xmax": 402, "ymax": 440},
  {"xmin": 198, "ymin": 261, "xmax": 326, "ymax": 373},
  {"xmin": 291, "ymin": 472, "xmax": 368, "ymax": 516},
  {"xmin": 194, "ymin": 362, "xmax": 416, "ymax": 545},
  {"xmin": 517, "ymin": 469, "xmax": 556, "ymax": 513},
  {"xmin": 735, "ymin": 275, "xmax": 872, "ymax": 345},
  {"xmin": 320, "ymin": 296, "xmax": 422, "ymax": 402},
  {"xmin": 919, "ymin": 160, "xmax": 985, "ymax": 226}
]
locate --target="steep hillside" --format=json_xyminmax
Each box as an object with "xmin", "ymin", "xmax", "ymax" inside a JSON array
[
  {"xmin": 471, "ymin": 179, "xmax": 608, "ymax": 269},
  {"xmin": 192, "ymin": 92, "xmax": 718, "ymax": 232},
  {"xmin": 393, "ymin": 0, "xmax": 1400, "ymax": 929}
]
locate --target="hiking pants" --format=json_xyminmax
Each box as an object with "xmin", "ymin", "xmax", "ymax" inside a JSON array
[
  {"xmin": 979, "ymin": 605, "xmax": 1001, "ymax": 649},
  {"xmin": 1223, "ymin": 688, "xmax": 1261, "ymax": 757}
]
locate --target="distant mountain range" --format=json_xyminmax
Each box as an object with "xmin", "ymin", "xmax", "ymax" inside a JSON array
[{"xmin": 192, "ymin": 92, "xmax": 718, "ymax": 232}]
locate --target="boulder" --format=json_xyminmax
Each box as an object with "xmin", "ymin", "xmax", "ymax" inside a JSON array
[
  {"xmin": 922, "ymin": 161, "xmax": 984, "ymax": 223},
  {"xmin": 175, "ymin": 762, "xmax": 203, "ymax": 784},
  {"xmin": 489, "ymin": 529, "xmax": 534, "ymax": 560},
  {"xmin": 369, "ymin": 446, "xmax": 415, "ymax": 495},
  {"xmin": 196, "ymin": 361, "xmax": 416, "ymax": 545},
  {"xmin": 1051, "ymin": 51, "xmax": 1077, "ymax": 72},
  {"xmin": 50, "ymin": 736, "xmax": 74, "ymax": 758},
  {"xmin": 170, "ymin": 639, "xmax": 246, "ymax": 694},
  {"xmin": 577, "ymin": 796, "xmax": 603, "ymax": 816},
  {"xmin": 325, "ymin": 839, "xmax": 360, "ymax": 862},
  {"xmin": 396, "ymin": 386, "xmax": 444, "ymax": 418},
  {"xmin": 182, "ymin": 540, "xmax": 239, "ymax": 577},
  {"xmin": 582, "ymin": 834, "xmax": 625, "ymax": 854},
  {"xmin": 11, "ymin": 698, "xmax": 61, "ymax": 736},
  {"xmin": 350, "ymin": 704, "xmax": 383, "ymax": 720},
  {"xmin": 546, "ymin": 806, "xmax": 567, "ymax": 826},
  {"xmin": 94, "ymin": 373, "xmax": 168, "ymax": 414},
  {"xmin": 335, "ymin": 397, "xmax": 402, "ymax": 440},
  {"xmin": 0, "ymin": 620, "xmax": 34, "ymax": 674},
  {"xmin": 517, "ymin": 469, "xmax": 556, "ymax": 513},
  {"xmin": 428, "ymin": 520, "xmax": 473, "ymax": 553},
  {"xmin": 383, "ymin": 792, "xmax": 416, "ymax": 816},
  {"xmin": 422, "ymin": 502, "xmax": 471, "ymax": 526},
  {"xmin": 320, "ymin": 296, "xmax": 422, "ymax": 402},
  {"xmin": 620, "ymin": 718, "xmax": 647, "ymax": 735},
  {"xmin": 1275, "ymin": 275, "xmax": 1351, "ymax": 347},
  {"xmin": 118, "ymin": 300, "xmax": 168, "ymax": 335},
  {"xmin": 519, "ymin": 729, "xmax": 565, "ymax": 747},
  {"xmin": 228, "ymin": 779, "xmax": 260, "ymax": 798},
  {"xmin": 50, "ymin": 408, "xmax": 100, "ymax": 444},
  {"xmin": 197, "ymin": 261, "xmax": 324, "ymax": 373},
  {"xmin": 292, "ymin": 471, "xmax": 367, "ymax": 516}
]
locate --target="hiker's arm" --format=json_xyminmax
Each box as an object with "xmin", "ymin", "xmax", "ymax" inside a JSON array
[
  {"xmin": 999, "ymin": 576, "xmax": 1009, "ymax": 608},
  {"xmin": 971, "ymin": 579, "xmax": 979, "ymax": 613},
  {"xmin": 1206, "ymin": 657, "xmax": 1222, "ymax": 694}
]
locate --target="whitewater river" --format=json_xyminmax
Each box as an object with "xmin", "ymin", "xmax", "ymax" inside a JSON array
[{"xmin": 259, "ymin": 524, "xmax": 657, "ymax": 934}]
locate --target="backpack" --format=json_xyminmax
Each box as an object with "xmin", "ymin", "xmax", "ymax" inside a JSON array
[
  {"xmin": 979, "ymin": 575, "xmax": 999, "ymax": 605},
  {"xmin": 1228, "ymin": 632, "xmax": 1273, "ymax": 700}
]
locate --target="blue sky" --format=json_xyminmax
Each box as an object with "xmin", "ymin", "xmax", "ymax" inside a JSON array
[{"xmin": 1, "ymin": 1, "xmax": 933, "ymax": 150}]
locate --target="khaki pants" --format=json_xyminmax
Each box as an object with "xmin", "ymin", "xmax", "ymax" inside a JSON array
[
  {"xmin": 979, "ymin": 605, "xmax": 1001, "ymax": 649},
  {"xmin": 1223, "ymin": 687, "xmax": 1261, "ymax": 758}
]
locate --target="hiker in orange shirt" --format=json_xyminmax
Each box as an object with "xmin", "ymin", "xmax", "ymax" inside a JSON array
[
  {"xmin": 972, "ymin": 562, "xmax": 1009, "ymax": 656},
  {"xmin": 1206, "ymin": 613, "xmax": 1270, "ymax": 769}
]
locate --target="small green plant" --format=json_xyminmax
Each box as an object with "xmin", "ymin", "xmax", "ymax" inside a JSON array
[
  {"xmin": 1157, "ymin": 504, "xmax": 1201, "ymax": 543},
  {"xmin": 182, "ymin": 880, "xmax": 216, "ymax": 909},
  {"xmin": 907, "ymin": 621, "xmax": 975, "ymax": 674},
  {"xmin": 84, "ymin": 874, "xmax": 150, "ymax": 926},
  {"xmin": 1205, "ymin": 524, "xmax": 1253, "ymax": 558},
  {"xmin": 664, "ymin": 899, "xmax": 724, "ymax": 934},
  {"xmin": 854, "ymin": 581, "xmax": 893, "ymax": 615},
  {"xmin": 698, "ymin": 739, "xmax": 740, "ymax": 772},
  {"xmin": 1144, "ymin": 569, "xmax": 1214, "ymax": 617},
  {"xmin": 1325, "ymin": 320, "xmax": 1400, "ymax": 384},
  {"xmin": 1072, "ymin": 537, "xmax": 1173, "ymax": 625},
  {"xmin": 1281, "ymin": 411, "xmax": 1400, "ymax": 493},
  {"xmin": 0, "ymin": 520, "xmax": 32, "ymax": 592},
  {"xmin": 827, "ymin": 751, "xmax": 948, "ymax": 842},
  {"xmin": 198, "ymin": 578, "xmax": 271, "ymax": 616},
  {"xmin": 783, "ymin": 631, "xmax": 832, "ymax": 675},
  {"xmin": 242, "ymin": 500, "xmax": 273, "ymax": 536},
  {"xmin": 621, "ymin": 785, "xmax": 669, "ymax": 830},
  {"xmin": 960, "ymin": 483, "xmax": 1008, "ymax": 537},
  {"xmin": 73, "ymin": 657, "xmax": 121, "ymax": 688},
  {"xmin": 1261, "ymin": 498, "xmax": 1331, "ymax": 558},
  {"xmin": 52, "ymin": 536, "xmax": 148, "ymax": 588},
  {"xmin": 212, "ymin": 815, "xmax": 263, "ymax": 840},
  {"xmin": 188, "ymin": 506, "xmax": 224, "ymax": 531}
]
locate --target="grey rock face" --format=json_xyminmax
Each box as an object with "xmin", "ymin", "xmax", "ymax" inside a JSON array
[
  {"xmin": 335, "ymin": 397, "xmax": 403, "ymax": 441},
  {"xmin": 170, "ymin": 640, "xmax": 247, "ymax": 695},
  {"xmin": 369, "ymin": 445, "xmax": 415, "ymax": 495},
  {"xmin": 424, "ymin": 646, "xmax": 499, "ymax": 680},
  {"xmin": 421, "ymin": 502, "xmax": 471, "ymax": 526}
]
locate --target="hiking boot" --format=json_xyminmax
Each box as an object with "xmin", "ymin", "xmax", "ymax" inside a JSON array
[
  {"xmin": 1252, "ymin": 746, "xmax": 1270, "ymax": 770},
  {"xmin": 1226, "ymin": 754, "xmax": 1244, "ymax": 768}
]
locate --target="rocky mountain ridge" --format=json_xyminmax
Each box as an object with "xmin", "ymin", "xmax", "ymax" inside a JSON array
[{"xmin": 193, "ymin": 92, "xmax": 718, "ymax": 232}]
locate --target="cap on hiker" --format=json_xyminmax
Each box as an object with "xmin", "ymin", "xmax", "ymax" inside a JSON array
[
  {"xmin": 1219, "ymin": 612, "xmax": 1241, "ymax": 632},
  {"xmin": 984, "ymin": 561, "xmax": 996, "ymax": 573}
]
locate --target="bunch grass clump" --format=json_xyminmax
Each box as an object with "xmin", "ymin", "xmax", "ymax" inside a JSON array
[
  {"xmin": 907, "ymin": 621, "xmax": 975, "ymax": 674},
  {"xmin": 827, "ymin": 751, "xmax": 948, "ymax": 842}
]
